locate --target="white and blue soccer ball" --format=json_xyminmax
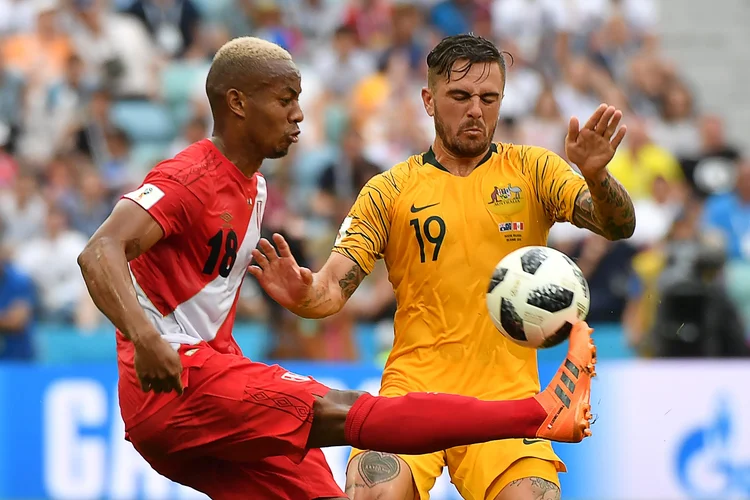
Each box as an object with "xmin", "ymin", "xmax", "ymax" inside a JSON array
[{"xmin": 486, "ymin": 246, "xmax": 590, "ymax": 349}]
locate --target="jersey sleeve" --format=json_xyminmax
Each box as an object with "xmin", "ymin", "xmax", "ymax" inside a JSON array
[
  {"xmin": 122, "ymin": 165, "xmax": 205, "ymax": 238},
  {"xmin": 332, "ymin": 168, "xmax": 403, "ymax": 274},
  {"xmin": 524, "ymin": 146, "xmax": 587, "ymax": 224}
]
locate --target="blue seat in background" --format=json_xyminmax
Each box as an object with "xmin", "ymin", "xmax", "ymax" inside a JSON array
[
  {"xmin": 160, "ymin": 61, "xmax": 210, "ymax": 127},
  {"xmin": 35, "ymin": 323, "xmax": 117, "ymax": 364},
  {"xmin": 35, "ymin": 322, "xmax": 272, "ymax": 365},
  {"xmin": 110, "ymin": 100, "xmax": 177, "ymax": 143},
  {"xmin": 33, "ymin": 322, "xmax": 634, "ymax": 365},
  {"xmin": 130, "ymin": 141, "xmax": 170, "ymax": 172},
  {"xmin": 190, "ymin": 0, "xmax": 234, "ymax": 22}
]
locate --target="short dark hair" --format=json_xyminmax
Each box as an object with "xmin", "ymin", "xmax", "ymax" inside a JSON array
[{"xmin": 426, "ymin": 34, "xmax": 509, "ymax": 88}]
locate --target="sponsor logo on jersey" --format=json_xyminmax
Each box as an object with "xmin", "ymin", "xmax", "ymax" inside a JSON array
[
  {"xmin": 498, "ymin": 221, "xmax": 524, "ymax": 232},
  {"xmin": 281, "ymin": 372, "xmax": 312, "ymax": 383},
  {"xmin": 487, "ymin": 183, "xmax": 524, "ymax": 215},
  {"xmin": 220, "ymin": 212, "xmax": 233, "ymax": 223},
  {"xmin": 123, "ymin": 183, "xmax": 165, "ymax": 210},
  {"xmin": 522, "ymin": 438, "xmax": 544, "ymax": 445},
  {"xmin": 410, "ymin": 202, "xmax": 440, "ymax": 213}
]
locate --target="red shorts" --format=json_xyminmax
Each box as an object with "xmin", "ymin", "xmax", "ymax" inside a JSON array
[{"xmin": 117, "ymin": 342, "xmax": 345, "ymax": 500}]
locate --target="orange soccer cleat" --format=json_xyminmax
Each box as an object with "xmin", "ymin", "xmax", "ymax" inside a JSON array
[{"xmin": 533, "ymin": 321, "xmax": 597, "ymax": 443}]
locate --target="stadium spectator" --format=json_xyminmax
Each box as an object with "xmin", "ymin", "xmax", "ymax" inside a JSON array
[
  {"xmin": 0, "ymin": 50, "xmax": 26, "ymax": 148},
  {"xmin": 65, "ymin": 0, "xmax": 157, "ymax": 98},
  {"xmin": 313, "ymin": 25, "xmax": 375, "ymax": 99},
  {"xmin": 702, "ymin": 160, "xmax": 750, "ymax": 261},
  {"xmin": 63, "ymin": 168, "xmax": 111, "ymax": 237},
  {"xmin": 0, "ymin": 0, "xmax": 72, "ymax": 87},
  {"xmin": 680, "ymin": 114, "xmax": 742, "ymax": 198},
  {"xmin": 606, "ymin": 117, "xmax": 683, "ymax": 200},
  {"xmin": 0, "ymin": 171, "xmax": 46, "ymax": 247},
  {"xmin": 0, "ymin": 241, "xmax": 35, "ymax": 361},
  {"xmin": 0, "ymin": 0, "xmax": 35, "ymax": 36},
  {"xmin": 14, "ymin": 205, "xmax": 88, "ymax": 324},
  {"xmin": 650, "ymin": 80, "xmax": 701, "ymax": 159},
  {"xmin": 518, "ymin": 88, "xmax": 566, "ymax": 156},
  {"xmin": 126, "ymin": 0, "xmax": 203, "ymax": 58},
  {"xmin": 0, "ymin": 122, "xmax": 18, "ymax": 187}
]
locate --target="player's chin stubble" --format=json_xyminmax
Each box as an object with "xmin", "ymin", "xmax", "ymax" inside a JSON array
[{"xmin": 435, "ymin": 112, "xmax": 493, "ymax": 158}]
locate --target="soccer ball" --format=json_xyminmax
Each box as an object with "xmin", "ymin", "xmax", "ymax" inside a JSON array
[{"xmin": 486, "ymin": 246, "xmax": 590, "ymax": 349}]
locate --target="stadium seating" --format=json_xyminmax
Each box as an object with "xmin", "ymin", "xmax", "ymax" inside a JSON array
[
  {"xmin": 33, "ymin": 322, "xmax": 635, "ymax": 366},
  {"xmin": 110, "ymin": 100, "xmax": 177, "ymax": 144}
]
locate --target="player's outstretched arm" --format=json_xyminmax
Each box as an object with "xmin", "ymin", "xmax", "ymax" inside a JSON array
[
  {"xmin": 78, "ymin": 200, "xmax": 183, "ymax": 394},
  {"xmin": 566, "ymin": 104, "xmax": 636, "ymax": 240},
  {"xmin": 249, "ymin": 234, "xmax": 366, "ymax": 319}
]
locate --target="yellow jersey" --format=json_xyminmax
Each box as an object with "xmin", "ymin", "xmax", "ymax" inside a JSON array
[{"xmin": 333, "ymin": 143, "xmax": 587, "ymax": 400}]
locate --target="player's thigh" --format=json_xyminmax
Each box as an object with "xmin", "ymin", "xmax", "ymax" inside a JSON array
[
  {"xmin": 146, "ymin": 449, "xmax": 346, "ymax": 500},
  {"xmin": 346, "ymin": 448, "xmax": 445, "ymax": 500},
  {"xmin": 127, "ymin": 347, "xmax": 330, "ymax": 463},
  {"xmin": 491, "ymin": 461, "xmax": 560, "ymax": 500},
  {"xmin": 447, "ymin": 440, "xmax": 562, "ymax": 500}
]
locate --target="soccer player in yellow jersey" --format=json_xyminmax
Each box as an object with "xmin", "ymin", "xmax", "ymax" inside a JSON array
[{"xmin": 251, "ymin": 34, "xmax": 635, "ymax": 500}]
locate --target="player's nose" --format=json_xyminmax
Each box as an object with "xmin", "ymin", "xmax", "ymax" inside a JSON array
[
  {"xmin": 290, "ymin": 101, "xmax": 304, "ymax": 123},
  {"xmin": 466, "ymin": 96, "xmax": 483, "ymax": 119}
]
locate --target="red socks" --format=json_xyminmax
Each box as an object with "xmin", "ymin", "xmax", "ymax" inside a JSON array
[{"xmin": 344, "ymin": 392, "xmax": 547, "ymax": 455}]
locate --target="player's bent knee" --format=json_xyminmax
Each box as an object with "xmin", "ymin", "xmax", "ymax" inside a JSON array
[
  {"xmin": 308, "ymin": 390, "xmax": 367, "ymax": 449},
  {"xmin": 494, "ymin": 477, "xmax": 561, "ymax": 500},
  {"xmin": 345, "ymin": 451, "xmax": 416, "ymax": 500}
]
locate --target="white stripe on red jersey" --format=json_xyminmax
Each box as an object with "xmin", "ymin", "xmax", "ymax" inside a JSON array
[{"xmin": 119, "ymin": 140, "xmax": 266, "ymax": 356}]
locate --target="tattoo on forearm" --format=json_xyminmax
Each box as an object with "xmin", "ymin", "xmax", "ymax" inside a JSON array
[
  {"xmin": 299, "ymin": 286, "xmax": 330, "ymax": 310},
  {"xmin": 357, "ymin": 451, "xmax": 401, "ymax": 487},
  {"xmin": 339, "ymin": 264, "xmax": 365, "ymax": 299},
  {"xmin": 572, "ymin": 173, "xmax": 635, "ymax": 240},
  {"xmin": 507, "ymin": 477, "xmax": 561, "ymax": 500}
]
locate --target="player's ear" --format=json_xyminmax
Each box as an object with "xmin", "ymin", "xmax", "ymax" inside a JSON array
[
  {"xmin": 226, "ymin": 88, "xmax": 246, "ymax": 119},
  {"xmin": 421, "ymin": 87, "xmax": 434, "ymax": 117}
]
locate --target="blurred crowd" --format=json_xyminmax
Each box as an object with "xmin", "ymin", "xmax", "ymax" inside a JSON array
[{"xmin": 0, "ymin": 0, "xmax": 747, "ymax": 362}]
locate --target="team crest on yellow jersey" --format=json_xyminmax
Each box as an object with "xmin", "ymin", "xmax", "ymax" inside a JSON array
[{"xmin": 487, "ymin": 183, "xmax": 524, "ymax": 215}]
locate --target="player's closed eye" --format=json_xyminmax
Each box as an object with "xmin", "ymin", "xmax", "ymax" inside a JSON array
[
  {"xmin": 450, "ymin": 92, "xmax": 471, "ymax": 101},
  {"xmin": 279, "ymin": 98, "xmax": 292, "ymax": 106},
  {"xmin": 449, "ymin": 92, "xmax": 498, "ymax": 104}
]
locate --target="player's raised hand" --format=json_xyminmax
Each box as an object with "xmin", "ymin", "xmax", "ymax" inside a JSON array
[
  {"xmin": 249, "ymin": 233, "xmax": 314, "ymax": 308},
  {"xmin": 565, "ymin": 103, "xmax": 627, "ymax": 182},
  {"xmin": 133, "ymin": 333, "xmax": 184, "ymax": 395}
]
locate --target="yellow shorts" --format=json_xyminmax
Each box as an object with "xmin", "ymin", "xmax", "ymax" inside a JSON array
[{"xmin": 349, "ymin": 439, "xmax": 564, "ymax": 500}]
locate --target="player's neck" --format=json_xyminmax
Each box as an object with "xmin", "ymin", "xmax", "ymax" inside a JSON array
[
  {"xmin": 210, "ymin": 136, "xmax": 262, "ymax": 177},
  {"xmin": 432, "ymin": 139, "xmax": 490, "ymax": 177}
]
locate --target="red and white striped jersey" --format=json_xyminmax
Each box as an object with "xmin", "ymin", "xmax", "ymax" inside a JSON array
[{"xmin": 116, "ymin": 139, "xmax": 266, "ymax": 358}]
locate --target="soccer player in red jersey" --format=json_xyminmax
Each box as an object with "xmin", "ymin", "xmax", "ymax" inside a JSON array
[{"xmin": 79, "ymin": 37, "xmax": 596, "ymax": 500}]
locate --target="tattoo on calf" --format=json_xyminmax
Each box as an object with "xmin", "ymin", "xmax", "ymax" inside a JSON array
[
  {"xmin": 339, "ymin": 264, "xmax": 366, "ymax": 299},
  {"xmin": 572, "ymin": 173, "xmax": 635, "ymax": 240},
  {"xmin": 357, "ymin": 451, "xmax": 402, "ymax": 487}
]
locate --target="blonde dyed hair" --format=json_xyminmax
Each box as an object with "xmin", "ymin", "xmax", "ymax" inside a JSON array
[
  {"xmin": 206, "ymin": 37, "xmax": 293, "ymax": 112},
  {"xmin": 212, "ymin": 36, "xmax": 292, "ymax": 66}
]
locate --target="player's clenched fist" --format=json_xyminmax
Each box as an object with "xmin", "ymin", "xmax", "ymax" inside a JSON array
[
  {"xmin": 248, "ymin": 233, "xmax": 314, "ymax": 309},
  {"xmin": 134, "ymin": 334, "xmax": 184, "ymax": 395}
]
